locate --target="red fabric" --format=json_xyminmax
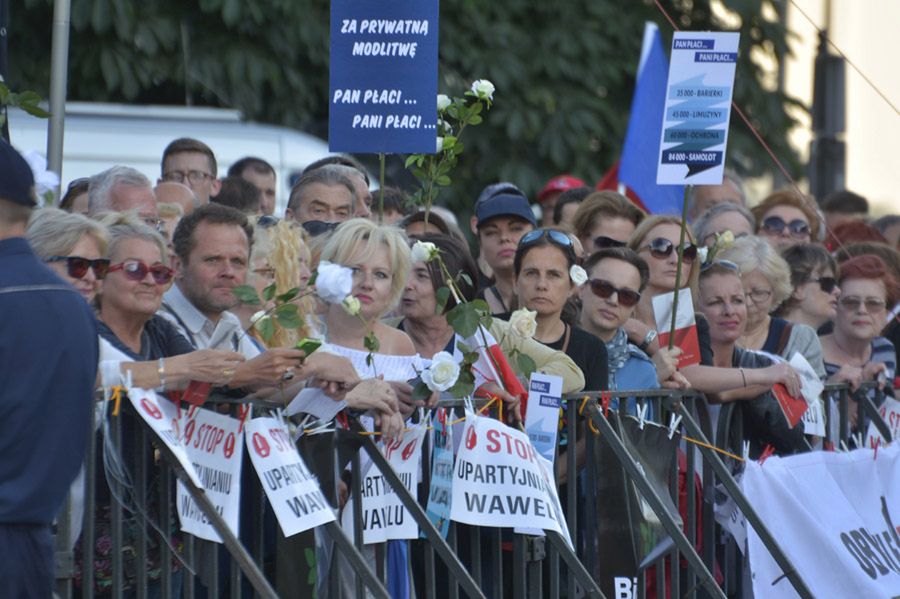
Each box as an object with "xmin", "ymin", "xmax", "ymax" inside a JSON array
[{"xmin": 595, "ymin": 160, "xmax": 651, "ymax": 213}]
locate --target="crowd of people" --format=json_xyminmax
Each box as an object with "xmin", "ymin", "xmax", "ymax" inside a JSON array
[{"xmin": 2, "ymin": 135, "xmax": 899, "ymax": 596}]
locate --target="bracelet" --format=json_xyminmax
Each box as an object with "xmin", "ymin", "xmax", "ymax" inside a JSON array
[
  {"xmin": 740, "ymin": 368, "xmax": 747, "ymax": 388},
  {"xmin": 157, "ymin": 358, "xmax": 166, "ymax": 388}
]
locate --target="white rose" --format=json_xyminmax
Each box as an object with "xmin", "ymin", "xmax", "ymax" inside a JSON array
[
  {"xmin": 22, "ymin": 150, "xmax": 60, "ymax": 207},
  {"xmin": 314, "ymin": 261, "xmax": 353, "ymax": 304},
  {"xmin": 250, "ymin": 310, "xmax": 268, "ymax": 324},
  {"xmin": 435, "ymin": 136, "xmax": 444, "ymax": 153},
  {"xmin": 697, "ymin": 246, "xmax": 709, "ymax": 264},
  {"xmin": 342, "ymin": 295, "xmax": 361, "ymax": 316},
  {"xmin": 717, "ymin": 230, "xmax": 735, "ymax": 249},
  {"xmin": 411, "ymin": 240, "xmax": 440, "ymax": 263},
  {"xmin": 508, "ymin": 308, "xmax": 537, "ymax": 338},
  {"xmin": 470, "ymin": 79, "xmax": 495, "ymax": 101},
  {"xmin": 421, "ymin": 351, "xmax": 460, "ymax": 392},
  {"xmin": 437, "ymin": 94, "xmax": 451, "ymax": 112},
  {"xmin": 569, "ymin": 264, "xmax": 588, "ymax": 287}
]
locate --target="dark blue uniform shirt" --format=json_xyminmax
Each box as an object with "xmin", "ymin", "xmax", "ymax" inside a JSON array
[{"xmin": 0, "ymin": 237, "xmax": 98, "ymax": 524}]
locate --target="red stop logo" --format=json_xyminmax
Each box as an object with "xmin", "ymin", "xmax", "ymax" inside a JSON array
[
  {"xmin": 223, "ymin": 433, "xmax": 236, "ymax": 458},
  {"xmin": 465, "ymin": 426, "xmax": 477, "ymax": 450},
  {"xmin": 252, "ymin": 432, "xmax": 270, "ymax": 457},
  {"xmin": 140, "ymin": 397, "xmax": 162, "ymax": 420},
  {"xmin": 401, "ymin": 439, "xmax": 418, "ymax": 461}
]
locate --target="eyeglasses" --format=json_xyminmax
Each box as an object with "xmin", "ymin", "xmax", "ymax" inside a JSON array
[
  {"xmin": 807, "ymin": 276, "xmax": 838, "ymax": 294},
  {"xmin": 520, "ymin": 229, "xmax": 573, "ymax": 248},
  {"xmin": 838, "ymin": 296, "xmax": 886, "ymax": 313},
  {"xmin": 761, "ymin": 216, "xmax": 810, "ymax": 239},
  {"xmin": 301, "ymin": 220, "xmax": 340, "ymax": 237},
  {"xmin": 593, "ymin": 235, "xmax": 626, "ymax": 250},
  {"xmin": 639, "ymin": 238, "xmax": 698, "ymax": 262},
  {"xmin": 107, "ymin": 260, "xmax": 175, "ymax": 284},
  {"xmin": 746, "ymin": 288, "xmax": 773, "ymax": 304},
  {"xmin": 46, "ymin": 256, "xmax": 110, "ymax": 279},
  {"xmin": 161, "ymin": 170, "xmax": 213, "ymax": 185},
  {"xmin": 588, "ymin": 278, "xmax": 642, "ymax": 307}
]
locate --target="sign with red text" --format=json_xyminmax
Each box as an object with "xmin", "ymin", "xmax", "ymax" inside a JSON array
[
  {"xmin": 245, "ymin": 417, "xmax": 335, "ymax": 537},
  {"xmin": 343, "ymin": 424, "xmax": 426, "ymax": 543},
  {"xmin": 652, "ymin": 289, "xmax": 700, "ymax": 368},
  {"xmin": 450, "ymin": 414, "xmax": 567, "ymax": 536},
  {"xmin": 176, "ymin": 407, "xmax": 243, "ymax": 543},
  {"xmin": 865, "ymin": 396, "xmax": 900, "ymax": 449},
  {"xmin": 128, "ymin": 388, "xmax": 201, "ymax": 487}
]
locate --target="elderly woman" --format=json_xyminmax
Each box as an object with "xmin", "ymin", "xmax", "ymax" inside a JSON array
[
  {"xmin": 27, "ymin": 207, "xmax": 109, "ymax": 305},
  {"xmin": 750, "ymin": 189, "xmax": 822, "ymax": 249},
  {"xmin": 777, "ymin": 243, "xmax": 841, "ymax": 331},
  {"xmin": 691, "ymin": 201, "xmax": 755, "ymax": 248},
  {"xmin": 718, "ymin": 236, "xmax": 825, "ymax": 378},
  {"xmin": 697, "ymin": 262, "xmax": 806, "ymax": 456}
]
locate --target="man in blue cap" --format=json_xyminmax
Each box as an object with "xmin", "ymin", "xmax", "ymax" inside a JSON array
[
  {"xmin": 0, "ymin": 141, "xmax": 98, "ymax": 596},
  {"xmin": 470, "ymin": 184, "xmax": 536, "ymax": 314}
]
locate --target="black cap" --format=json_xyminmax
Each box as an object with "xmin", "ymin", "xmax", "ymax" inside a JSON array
[
  {"xmin": 475, "ymin": 191, "xmax": 536, "ymax": 227},
  {"xmin": 0, "ymin": 141, "xmax": 36, "ymax": 207}
]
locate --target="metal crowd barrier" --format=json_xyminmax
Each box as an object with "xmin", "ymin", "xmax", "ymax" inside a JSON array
[{"xmin": 53, "ymin": 382, "xmax": 893, "ymax": 598}]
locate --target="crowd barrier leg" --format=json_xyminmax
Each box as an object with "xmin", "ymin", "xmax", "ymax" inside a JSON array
[
  {"xmin": 674, "ymin": 403, "xmax": 814, "ymax": 599},
  {"xmin": 583, "ymin": 401, "xmax": 725, "ymax": 599}
]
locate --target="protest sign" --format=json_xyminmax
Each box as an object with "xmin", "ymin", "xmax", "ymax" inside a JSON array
[
  {"xmin": 524, "ymin": 373, "xmax": 563, "ymax": 463},
  {"xmin": 865, "ymin": 396, "xmax": 900, "ymax": 449},
  {"xmin": 789, "ymin": 352, "xmax": 826, "ymax": 436},
  {"xmin": 176, "ymin": 407, "xmax": 243, "ymax": 543},
  {"xmin": 652, "ymin": 289, "xmax": 700, "ymax": 368},
  {"xmin": 245, "ymin": 417, "xmax": 335, "ymax": 537},
  {"xmin": 450, "ymin": 414, "xmax": 566, "ymax": 537},
  {"xmin": 657, "ymin": 31, "xmax": 740, "ymax": 185},
  {"xmin": 343, "ymin": 424, "xmax": 426, "ymax": 544},
  {"xmin": 127, "ymin": 388, "xmax": 201, "ymax": 488},
  {"xmin": 424, "ymin": 410, "xmax": 454, "ymax": 539},
  {"xmin": 742, "ymin": 444, "xmax": 900, "ymax": 598},
  {"xmin": 329, "ymin": 0, "xmax": 439, "ymax": 153}
]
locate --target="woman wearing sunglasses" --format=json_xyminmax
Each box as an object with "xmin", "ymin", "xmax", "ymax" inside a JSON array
[
  {"xmin": 777, "ymin": 243, "xmax": 841, "ymax": 331},
  {"xmin": 26, "ymin": 207, "xmax": 109, "ymax": 305},
  {"xmin": 750, "ymin": 189, "xmax": 821, "ymax": 250},
  {"xmin": 718, "ymin": 236, "xmax": 826, "ymax": 378},
  {"xmin": 821, "ymin": 255, "xmax": 897, "ymax": 405}
]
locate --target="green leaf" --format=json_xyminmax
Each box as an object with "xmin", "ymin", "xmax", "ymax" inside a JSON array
[
  {"xmin": 231, "ymin": 285, "xmax": 261, "ymax": 305},
  {"xmin": 364, "ymin": 332, "xmax": 380, "ymax": 353},
  {"xmin": 405, "ymin": 154, "xmax": 421, "ymax": 168},
  {"xmin": 445, "ymin": 303, "xmax": 482, "ymax": 339},
  {"xmin": 277, "ymin": 287, "xmax": 300, "ymax": 302},
  {"xmin": 435, "ymin": 175, "xmax": 451, "ymax": 186},
  {"xmin": 263, "ymin": 283, "xmax": 277, "ymax": 302},
  {"xmin": 468, "ymin": 114, "xmax": 483, "ymax": 125},
  {"xmin": 458, "ymin": 272, "xmax": 473, "ymax": 288},
  {"xmin": 274, "ymin": 304, "xmax": 302, "ymax": 328},
  {"xmin": 307, "ymin": 271, "xmax": 318, "ymax": 286},
  {"xmin": 17, "ymin": 103, "xmax": 50, "ymax": 118},
  {"xmin": 516, "ymin": 352, "xmax": 537, "ymax": 378},
  {"xmin": 412, "ymin": 381, "xmax": 432, "ymax": 402},
  {"xmin": 456, "ymin": 340, "xmax": 473, "ymax": 355},
  {"xmin": 435, "ymin": 286, "xmax": 451, "ymax": 314},
  {"xmin": 256, "ymin": 317, "xmax": 276, "ymax": 342},
  {"xmin": 447, "ymin": 369, "xmax": 475, "ymax": 399}
]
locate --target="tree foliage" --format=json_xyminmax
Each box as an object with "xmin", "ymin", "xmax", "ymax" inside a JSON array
[{"xmin": 10, "ymin": 0, "xmax": 803, "ymax": 212}]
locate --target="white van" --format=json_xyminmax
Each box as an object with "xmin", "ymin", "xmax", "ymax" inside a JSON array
[{"xmin": 6, "ymin": 102, "xmax": 336, "ymax": 215}]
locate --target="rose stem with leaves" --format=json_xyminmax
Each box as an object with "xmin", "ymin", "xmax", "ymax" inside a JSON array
[{"xmin": 668, "ymin": 184, "xmax": 692, "ymax": 350}]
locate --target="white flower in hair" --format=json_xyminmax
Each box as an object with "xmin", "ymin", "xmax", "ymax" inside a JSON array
[
  {"xmin": 314, "ymin": 261, "xmax": 354, "ymax": 304},
  {"xmin": 421, "ymin": 351, "xmax": 460, "ymax": 392},
  {"xmin": 569, "ymin": 264, "xmax": 588, "ymax": 287},
  {"xmin": 508, "ymin": 308, "xmax": 538, "ymax": 338},
  {"xmin": 22, "ymin": 150, "xmax": 59, "ymax": 207}
]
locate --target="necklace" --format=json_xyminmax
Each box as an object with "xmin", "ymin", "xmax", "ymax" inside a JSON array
[{"xmin": 830, "ymin": 335, "xmax": 870, "ymax": 367}]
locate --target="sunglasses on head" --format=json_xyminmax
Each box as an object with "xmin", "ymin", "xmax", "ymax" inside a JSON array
[
  {"xmin": 108, "ymin": 260, "xmax": 174, "ymax": 285},
  {"xmin": 808, "ymin": 276, "xmax": 837, "ymax": 294},
  {"xmin": 46, "ymin": 256, "xmax": 110, "ymax": 279},
  {"xmin": 700, "ymin": 259, "xmax": 740, "ymax": 274},
  {"xmin": 593, "ymin": 235, "xmax": 626, "ymax": 250},
  {"xmin": 588, "ymin": 278, "xmax": 642, "ymax": 307},
  {"xmin": 761, "ymin": 216, "xmax": 810, "ymax": 238},
  {"xmin": 520, "ymin": 229, "xmax": 573, "ymax": 248},
  {"xmin": 639, "ymin": 238, "xmax": 698, "ymax": 262}
]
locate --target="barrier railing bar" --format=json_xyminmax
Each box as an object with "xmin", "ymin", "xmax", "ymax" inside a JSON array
[
  {"xmin": 319, "ymin": 520, "xmax": 391, "ymax": 599},
  {"xmin": 159, "ymin": 459, "xmax": 173, "ymax": 599},
  {"xmin": 673, "ymin": 402, "xmax": 814, "ymax": 599},
  {"xmin": 489, "ymin": 528, "xmax": 502, "ymax": 599},
  {"xmin": 856, "ymin": 389, "xmax": 893, "ymax": 443},
  {"xmin": 513, "ymin": 534, "xmax": 525, "ymax": 597},
  {"xmin": 111, "ymin": 411, "xmax": 124, "ymax": 598},
  {"xmin": 84, "ymin": 414, "xmax": 97, "ymax": 597},
  {"xmin": 350, "ymin": 450, "xmax": 366, "ymax": 599},
  {"xmin": 448, "ymin": 524, "xmax": 460, "ymax": 599},
  {"xmin": 135, "ymin": 424, "xmax": 149, "ymax": 599},
  {"xmin": 354, "ymin": 423, "xmax": 487, "ymax": 599},
  {"xmin": 583, "ymin": 401, "xmax": 725, "ymax": 599},
  {"xmin": 544, "ymin": 530, "xmax": 606, "ymax": 599}
]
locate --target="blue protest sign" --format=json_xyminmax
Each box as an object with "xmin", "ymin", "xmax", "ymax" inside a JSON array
[
  {"xmin": 656, "ymin": 32, "xmax": 740, "ymax": 185},
  {"xmin": 329, "ymin": 0, "xmax": 439, "ymax": 153}
]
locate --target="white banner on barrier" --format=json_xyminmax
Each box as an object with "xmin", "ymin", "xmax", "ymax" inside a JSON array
[
  {"xmin": 865, "ymin": 396, "xmax": 900, "ymax": 449},
  {"xmin": 342, "ymin": 424, "xmax": 426, "ymax": 544},
  {"xmin": 450, "ymin": 414, "xmax": 566, "ymax": 538},
  {"xmin": 245, "ymin": 417, "xmax": 335, "ymax": 537},
  {"xmin": 742, "ymin": 444, "xmax": 900, "ymax": 598},
  {"xmin": 176, "ymin": 407, "xmax": 243, "ymax": 543},
  {"xmin": 127, "ymin": 388, "xmax": 201, "ymax": 487}
]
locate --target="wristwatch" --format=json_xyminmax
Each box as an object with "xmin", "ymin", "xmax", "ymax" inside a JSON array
[{"xmin": 638, "ymin": 329, "xmax": 658, "ymax": 352}]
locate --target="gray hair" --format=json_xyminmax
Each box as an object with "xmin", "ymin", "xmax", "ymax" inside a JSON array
[
  {"xmin": 88, "ymin": 166, "xmax": 153, "ymax": 215},
  {"xmin": 287, "ymin": 165, "xmax": 357, "ymax": 213},
  {"xmin": 718, "ymin": 235, "xmax": 793, "ymax": 307},
  {"xmin": 692, "ymin": 201, "xmax": 756, "ymax": 245},
  {"xmin": 26, "ymin": 207, "xmax": 109, "ymax": 259},
  {"xmin": 95, "ymin": 211, "xmax": 169, "ymax": 265},
  {"xmin": 688, "ymin": 168, "xmax": 747, "ymax": 215},
  {"xmin": 873, "ymin": 214, "xmax": 900, "ymax": 235}
]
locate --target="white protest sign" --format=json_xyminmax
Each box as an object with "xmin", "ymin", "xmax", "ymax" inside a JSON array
[
  {"xmin": 128, "ymin": 388, "xmax": 201, "ymax": 487},
  {"xmin": 524, "ymin": 373, "xmax": 563, "ymax": 463},
  {"xmin": 176, "ymin": 407, "xmax": 243, "ymax": 543},
  {"xmin": 742, "ymin": 444, "xmax": 900, "ymax": 597},
  {"xmin": 343, "ymin": 424, "xmax": 426, "ymax": 544},
  {"xmin": 245, "ymin": 416, "xmax": 335, "ymax": 537},
  {"xmin": 657, "ymin": 31, "xmax": 740, "ymax": 185},
  {"xmin": 450, "ymin": 414, "xmax": 566, "ymax": 537},
  {"xmin": 865, "ymin": 396, "xmax": 900, "ymax": 449}
]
